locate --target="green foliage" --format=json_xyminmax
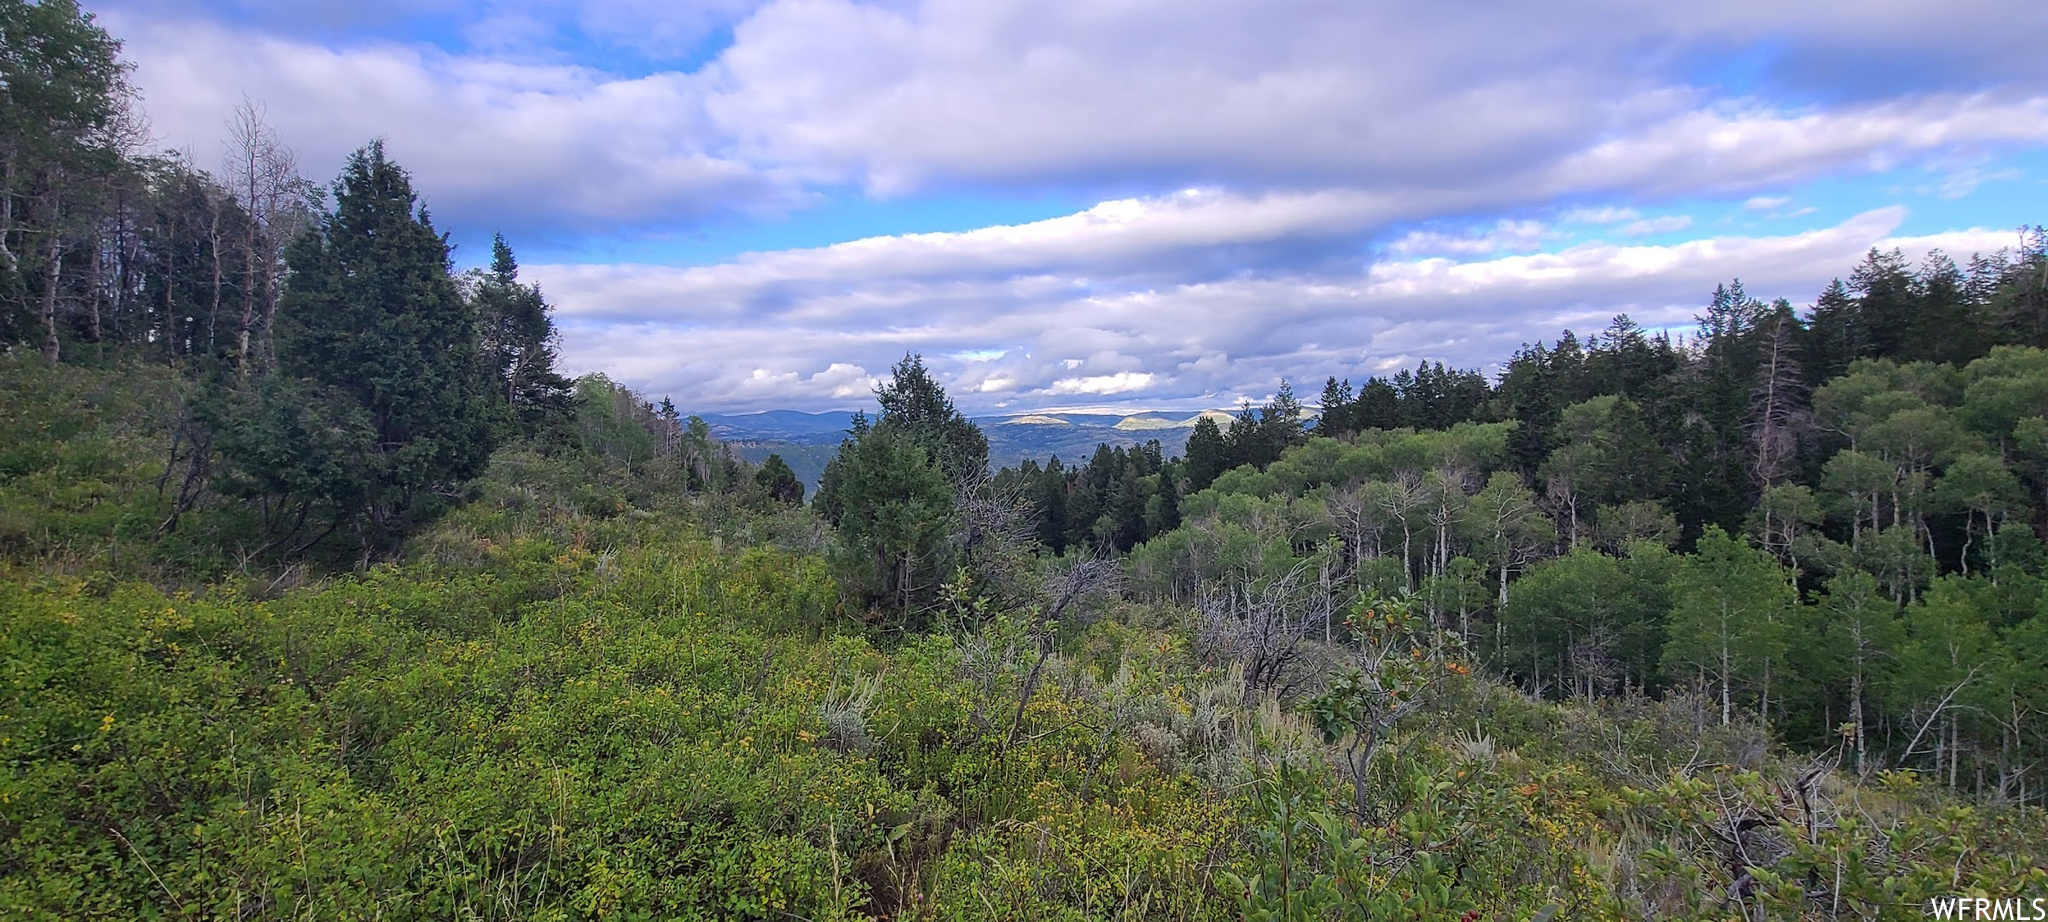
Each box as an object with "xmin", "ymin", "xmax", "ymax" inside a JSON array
[
  {"xmin": 469, "ymin": 234, "xmax": 575, "ymax": 441},
  {"xmin": 1499, "ymin": 546, "xmax": 1669, "ymax": 697},
  {"xmin": 1224, "ymin": 760, "xmax": 1572, "ymax": 922},
  {"xmin": 1661, "ymin": 526, "xmax": 1797, "ymax": 725},
  {"xmin": 0, "ymin": 353, "xmax": 258, "ymax": 577},
  {"xmin": 871, "ymin": 353, "xmax": 988, "ymax": 486},
  {"xmin": 7, "ymin": 404, "xmax": 2045, "ymax": 919},
  {"xmin": 1183, "ymin": 415, "xmax": 1228, "ymax": 493},
  {"xmin": 10, "ymin": 25, "xmax": 2048, "ymax": 908},
  {"xmin": 815, "ymin": 356, "xmax": 991, "ymax": 620},
  {"xmin": 825, "ymin": 424, "xmax": 955, "ymax": 618},
  {"xmin": 572, "ymin": 373, "xmax": 657, "ymax": 468},
  {"xmin": 755, "ymin": 453, "xmax": 804, "ymax": 506},
  {"xmin": 263, "ymin": 141, "xmax": 496, "ymax": 550},
  {"xmin": 0, "ymin": 0, "xmax": 130, "ymax": 350}
]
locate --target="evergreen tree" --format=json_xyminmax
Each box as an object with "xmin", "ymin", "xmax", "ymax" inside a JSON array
[
  {"xmin": 1584, "ymin": 314, "xmax": 1674, "ymax": 398},
  {"xmin": 1912, "ymin": 251, "xmax": 1979, "ymax": 365},
  {"xmin": 1108, "ymin": 461, "xmax": 1148, "ymax": 551},
  {"xmin": 1259, "ymin": 380, "xmax": 1308, "ymax": 456},
  {"xmin": 1353, "ymin": 377, "xmax": 1401, "ymax": 431},
  {"xmin": 1317, "ymin": 376, "xmax": 1354, "ymax": 438},
  {"xmin": 270, "ymin": 141, "xmax": 495, "ymax": 545},
  {"xmin": 1032, "ymin": 457, "xmax": 1070, "ymax": 554},
  {"xmin": 471, "ymin": 233, "xmax": 573, "ymax": 439},
  {"xmin": 1496, "ymin": 344, "xmax": 1563, "ymax": 473},
  {"xmin": 1184, "ymin": 415, "xmax": 1228, "ymax": 493},
  {"xmin": 874, "ymin": 353, "xmax": 988, "ymax": 485},
  {"xmin": 817, "ymin": 358, "xmax": 984, "ymax": 618},
  {"xmin": 755, "ymin": 452, "xmax": 804, "ymax": 506},
  {"xmin": 826, "ymin": 424, "xmax": 953, "ymax": 616},
  {"xmin": 1803, "ymin": 279, "xmax": 1863, "ymax": 385},
  {"xmin": 1850, "ymin": 248, "xmax": 1915, "ymax": 360},
  {"xmin": 1223, "ymin": 401, "xmax": 1261, "ymax": 470},
  {"xmin": 1146, "ymin": 464, "xmax": 1182, "ymax": 538}
]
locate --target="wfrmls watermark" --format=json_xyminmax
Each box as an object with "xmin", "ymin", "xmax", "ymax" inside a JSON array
[{"xmin": 1926, "ymin": 897, "xmax": 2048, "ymax": 920}]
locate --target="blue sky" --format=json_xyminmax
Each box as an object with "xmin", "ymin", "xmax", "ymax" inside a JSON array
[{"xmin": 93, "ymin": 0, "xmax": 2048, "ymax": 413}]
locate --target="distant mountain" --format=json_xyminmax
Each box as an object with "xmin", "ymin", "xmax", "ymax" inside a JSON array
[
  {"xmin": 728, "ymin": 443, "xmax": 838, "ymax": 497},
  {"xmin": 976, "ymin": 412, "xmax": 1201, "ymax": 466},
  {"xmin": 701, "ymin": 409, "xmax": 1234, "ymax": 488},
  {"xmin": 695, "ymin": 410, "xmax": 852, "ymax": 445}
]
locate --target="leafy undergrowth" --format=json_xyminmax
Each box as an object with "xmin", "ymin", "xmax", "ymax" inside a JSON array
[
  {"xmin": 0, "ymin": 512, "xmax": 1239, "ymax": 919},
  {"xmin": 7, "ymin": 513, "xmax": 2042, "ymax": 919},
  {"xmin": 0, "ymin": 354, "xmax": 271, "ymax": 582}
]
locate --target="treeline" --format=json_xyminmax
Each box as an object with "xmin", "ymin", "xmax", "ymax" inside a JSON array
[
  {"xmin": 989, "ymin": 236, "xmax": 2048, "ymax": 799},
  {"xmin": 1001, "ymin": 244, "xmax": 2048, "ymax": 563},
  {"xmin": 1, "ymin": 1, "xmax": 797, "ymax": 565},
  {"xmin": 2, "ymin": 0, "xmax": 306, "ymax": 367}
]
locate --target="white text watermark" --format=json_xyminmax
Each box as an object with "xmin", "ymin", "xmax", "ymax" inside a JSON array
[{"xmin": 1927, "ymin": 897, "xmax": 2048, "ymax": 920}]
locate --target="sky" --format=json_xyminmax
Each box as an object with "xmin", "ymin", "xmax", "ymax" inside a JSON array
[{"xmin": 91, "ymin": 0, "xmax": 2048, "ymax": 415}]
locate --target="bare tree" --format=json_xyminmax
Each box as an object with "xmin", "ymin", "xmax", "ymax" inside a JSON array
[
  {"xmin": 1326, "ymin": 482, "xmax": 1387, "ymax": 582},
  {"xmin": 222, "ymin": 99, "xmax": 315, "ymax": 371},
  {"xmin": 1196, "ymin": 560, "xmax": 1334, "ymax": 700},
  {"xmin": 1005, "ymin": 557, "xmax": 1123, "ymax": 750},
  {"xmin": 1421, "ymin": 464, "xmax": 1474, "ymax": 590},
  {"xmin": 951, "ymin": 469, "xmax": 1042, "ymax": 609},
  {"xmin": 1374, "ymin": 472, "xmax": 1424, "ymax": 589},
  {"xmin": 1747, "ymin": 309, "xmax": 1811, "ymax": 490}
]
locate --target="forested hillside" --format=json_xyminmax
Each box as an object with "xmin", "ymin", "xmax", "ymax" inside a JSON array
[
  {"xmin": 4, "ymin": 2, "xmax": 2046, "ymax": 920},
  {"xmin": 994, "ymin": 250, "xmax": 2048, "ymax": 796}
]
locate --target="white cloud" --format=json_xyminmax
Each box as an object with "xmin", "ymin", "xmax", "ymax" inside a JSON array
[
  {"xmin": 706, "ymin": 0, "xmax": 2048, "ymax": 196},
  {"xmin": 92, "ymin": 0, "xmax": 2048, "ymax": 414},
  {"xmin": 103, "ymin": 1, "xmax": 2048, "ymax": 247},
  {"xmin": 1386, "ymin": 220, "xmax": 1556, "ymax": 257},
  {"xmin": 534, "ymin": 187, "xmax": 1415, "ymax": 323},
  {"xmin": 1616, "ymin": 215, "xmax": 1694, "ymax": 237},
  {"xmin": 103, "ymin": 11, "xmax": 785, "ymax": 234},
  {"xmin": 1562, "ymin": 206, "xmax": 1639, "ymax": 225},
  {"xmin": 541, "ymin": 206, "xmax": 2028, "ymax": 413},
  {"xmin": 1542, "ymin": 95, "xmax": 2048, "ymax": 199},
  {"xmin": 1928, "ymin": 165, "xmax": 2025, "ymax": 199},
  {"xmin": 1048, "ymin": 373, "xmax": 1156, "ymax": 396}
]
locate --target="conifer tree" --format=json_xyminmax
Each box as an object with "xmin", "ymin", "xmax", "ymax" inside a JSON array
[
  {"xmin": 1803, "ymin": 279, "xmax": 1862, "ymax": 385},
  {"xmin": 1032, "ymin": 456, "xmax": 1070, "ymax": 554},
  {"xmin": 1318, "ymin": 376, "xmax": 1355, "ymax": 438},
  {"xmin": 824, "ymin": 419, "xmax": 954, "ymax": 615},
  {"xmin": 1183, "ymin": 415, "xmax": 1229, "ymax": 493},
  {"xmin": 471, "ymin": 233, "xmax": 573, "ymax": 439},
  {"xmin": 754, "ymin": 452, "xmax": 805, "ymax": 506},
  {"xmin": 873, "ymin": 353, "xmax": 987, "ymax": 485},
  {"xmin": 1353, "ymin": 377, "xmax": 1402, "ymax": 431},
  {"xmin": 815, "ymin": 357, "xmax": 986, "ymax": 618},
  {"xmin": 270, "ymin": 141, "xmax": 495, "ymax": 545}
]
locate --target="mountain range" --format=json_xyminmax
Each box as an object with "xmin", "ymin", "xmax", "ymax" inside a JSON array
[{"xmin": 700, "ymin": 408, "xmax": 1240, "ymax": 491}]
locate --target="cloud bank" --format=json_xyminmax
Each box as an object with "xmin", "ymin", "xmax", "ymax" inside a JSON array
[{"xmin": 89, "ymin": 0, "xmax": 2048, "ymax": 411}]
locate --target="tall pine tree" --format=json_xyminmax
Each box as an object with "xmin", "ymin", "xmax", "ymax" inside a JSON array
[
  {"xmin": 471, "ymin": 233, "xmax": 573, "ymax": 439},
  {"xmin": 272, "ymin": 140, "xmax": 495, "ymax": 545}
]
